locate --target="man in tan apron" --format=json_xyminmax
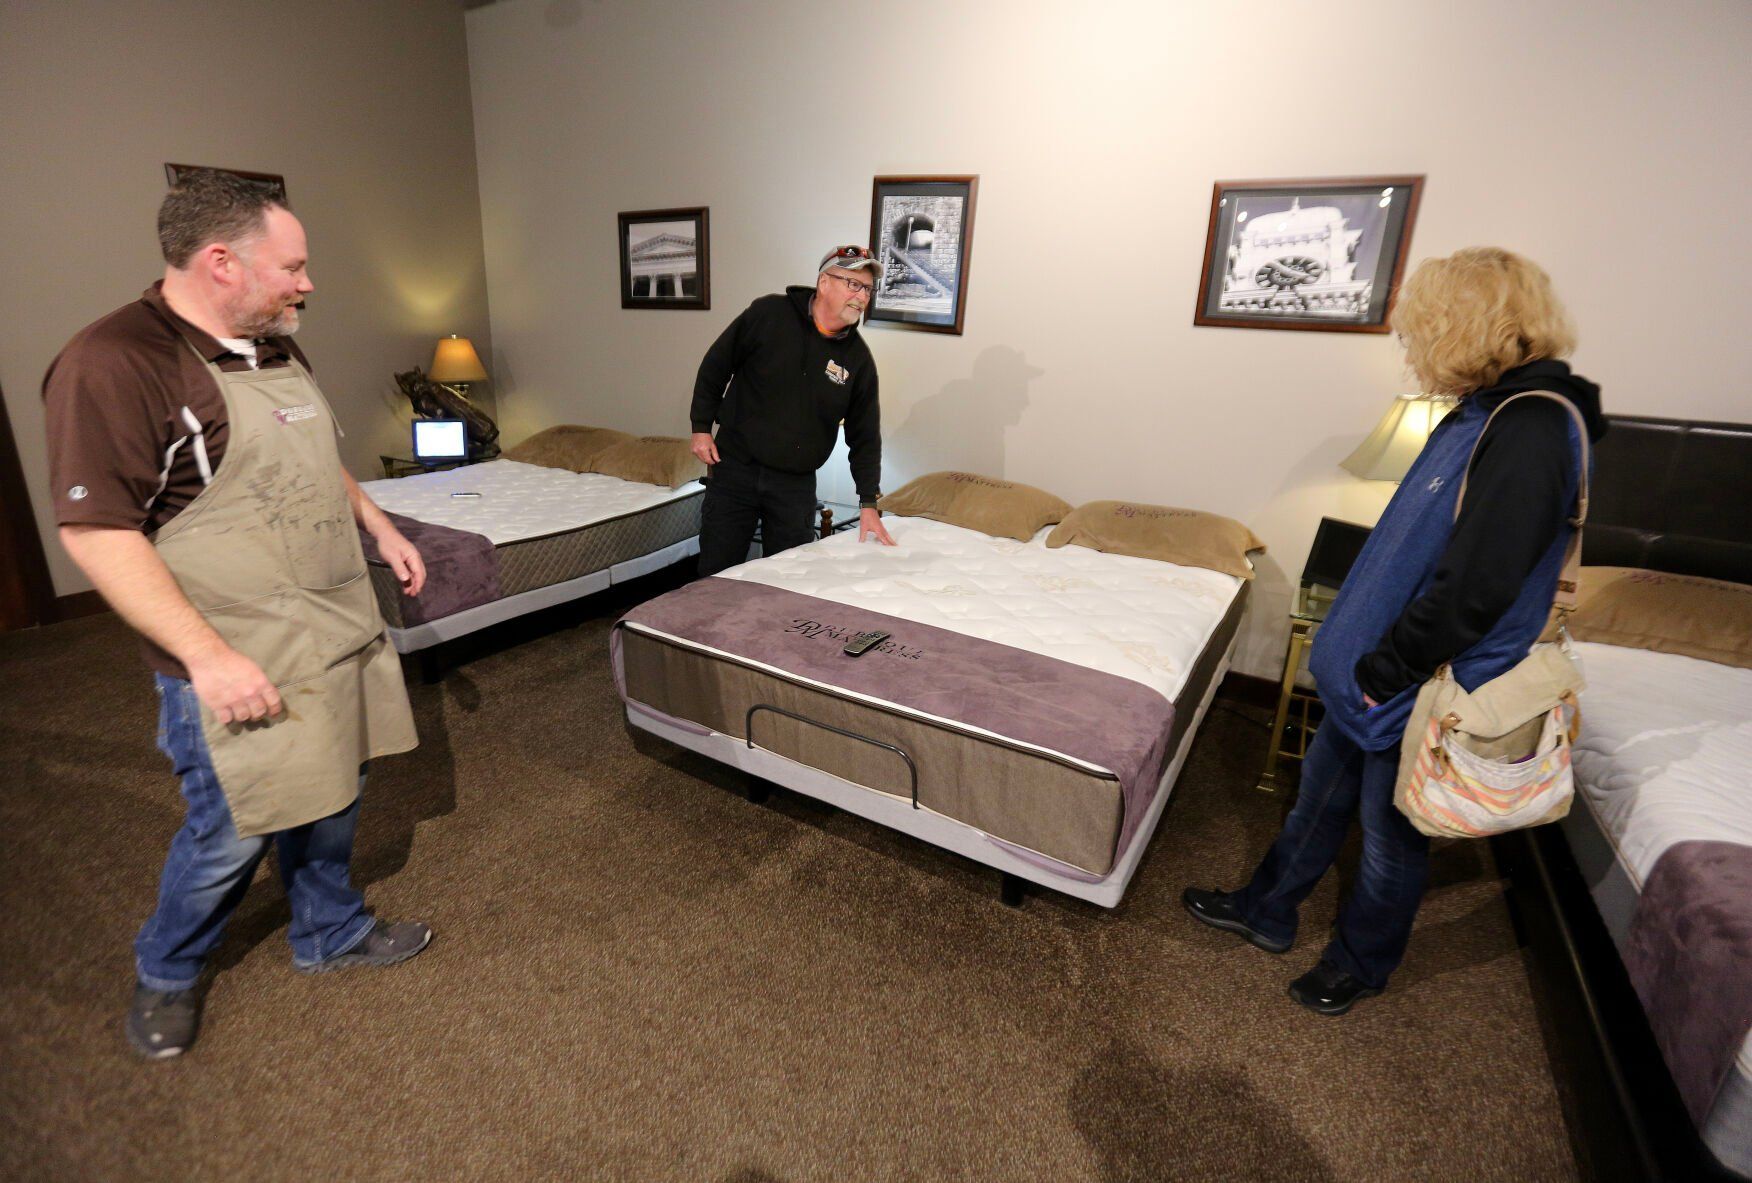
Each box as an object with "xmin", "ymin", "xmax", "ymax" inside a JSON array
[{"xmin": 43, "ymin": 170, "xmax": 431, "ymax": 1060}]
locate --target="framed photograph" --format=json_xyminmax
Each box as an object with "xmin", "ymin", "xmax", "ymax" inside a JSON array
[
  {"xmin": 1194, "ymin": 175, "xmax": 1424, "ymax": 333},
  {"xmin": 618, "ymin": 207, "xmax": 710, "ymax": 310},
  {"xmin": 164, "ymin": 163, "xmax": 288, "ymax": 203},
  {"xmin": 866, "ymin": 175, "xmax": 978, "ymax": 334}
]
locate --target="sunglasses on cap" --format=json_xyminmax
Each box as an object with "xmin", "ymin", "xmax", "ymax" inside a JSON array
[{"xmin": 829, "ymin": 245, "xmax": 873, "ymax": 260}]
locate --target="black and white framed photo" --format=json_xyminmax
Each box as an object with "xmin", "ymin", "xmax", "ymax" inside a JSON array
[
  {"xmin": 866, "ymin": 175, "xmax": 978, "ymax": 334},
  {"xmin": 164, "ymin": 162, "xmax": 287, "ymax": 203},
  {"xmin": 618, "ymin": 207, "xmax": 710, "ymax": 310},
  {"xmin": 1194, "ymin": 176, "xmax": 1424, "ymax": 333}
]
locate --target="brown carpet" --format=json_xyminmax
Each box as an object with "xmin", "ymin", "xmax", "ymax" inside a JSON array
[{"xmin": 0, "ymin": 577, "xmax": 1578, "ymax": 1182}]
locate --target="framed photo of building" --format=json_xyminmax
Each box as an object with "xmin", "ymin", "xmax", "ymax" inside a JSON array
[
  {"xmin": 866, "ymin": 175, "xmax": 978, "ymax": 334},
  {"xmin": 164, "ymin": 163, "xmax": 288, "ymax": 203},
  {"xmin": 618, "ymin": 207, "xmax": 710, "ymax": 310},
  {"xmin": 1194, "ymin": 176, "xmax": 1424, "ymax": 333}
]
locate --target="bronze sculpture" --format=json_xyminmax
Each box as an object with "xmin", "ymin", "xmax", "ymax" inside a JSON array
[{"xmin": 393, "ymin": 367, "xmax": 500, "ymax": 461}]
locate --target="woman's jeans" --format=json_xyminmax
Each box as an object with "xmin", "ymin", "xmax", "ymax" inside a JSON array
[
  {"xmin": 1232, "ymin": 721, "xmax": 1432, "ymax": 989},
  {"xmin": 133, "ymin": 674, "xmax": 373, "ymax": 991}
]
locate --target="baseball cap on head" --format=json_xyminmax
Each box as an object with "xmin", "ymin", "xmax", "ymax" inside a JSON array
[{"xmin": 819, "ymin": 244, "xmax": 882, "ymax": 280}]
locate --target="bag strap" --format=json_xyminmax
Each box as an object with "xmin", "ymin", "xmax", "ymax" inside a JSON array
[{"xmin": 1451, "ymin": 391, "xmax": 1591, "ymax": 615}]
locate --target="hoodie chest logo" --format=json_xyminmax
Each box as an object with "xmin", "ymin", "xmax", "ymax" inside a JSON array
[{"xmin": 824, "ymin": 360, "xmax": 849, "ymax": 387}]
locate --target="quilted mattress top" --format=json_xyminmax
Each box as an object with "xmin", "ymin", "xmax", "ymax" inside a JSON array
[
  {"xmin": 718, "ymin": 516, "xmax": 1243, "ymax": 704},
  {"xmin": 361, "ymin": 459, "xmax": 702, "ymax": 545},
  {"xmin": 1570, "ymin": 640, "xmax": 1752, "ymax": 887}
]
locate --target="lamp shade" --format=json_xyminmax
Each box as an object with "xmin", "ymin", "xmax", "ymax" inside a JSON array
[
  {"xmin": 429, "ymin": 335, "xmax": 488, "ymax": 384},
  {"xmin": 1340, "ymin": 394, "xmax": 1454, "ymax": 482}
]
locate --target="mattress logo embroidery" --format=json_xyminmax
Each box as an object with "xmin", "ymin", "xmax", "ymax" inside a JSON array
[
  {"xmin": 785, "ymin": 618, "xmax": 923, "ymax": 660},
  {"xmin": 273, "ymin": 404, "xmax": 319, "ymax": 424},
  {"xmin": 824, "ymin": 360, "xmax": 849, "ymax": 386},
  {"xmin": 1114, "ymin": 505, "xmax": 1196, "ymax": 520}
]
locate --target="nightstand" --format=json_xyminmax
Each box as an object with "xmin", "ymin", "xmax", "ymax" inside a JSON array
[
  {"xmin": 1256, "ymin": 516, "xmax": 1373, "ymax": 793},
  {"xmin": 1256, "ymin": 581, "xmax": 1337, "ymax": 792},
  {"xmin": 378, "ymin": 454, "xmax": 474, "ymax": 479}
]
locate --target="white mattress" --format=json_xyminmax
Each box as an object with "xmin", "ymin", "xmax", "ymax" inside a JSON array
[
  {"xmin": 361, "ymin": 459, "xmax": 703, "ymax": 544},
  {"xmin": 1570, "ymin": 641, "xmax": 1752, "ymax": 886},
  {"xmin": 716, "ymin": 516, "xmax": 1244, "ymax": 704}
]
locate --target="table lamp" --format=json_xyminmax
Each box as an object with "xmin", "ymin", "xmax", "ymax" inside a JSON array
[
  {"xmin": 428, "ymin": 335, "xmax": 488, "ymax": 401},
  {"xmin": 1340, "ymin": 393, "xmax": 1454, "ymax": 481}
]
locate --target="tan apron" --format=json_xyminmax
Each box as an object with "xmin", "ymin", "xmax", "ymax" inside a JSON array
[{"xmin": 150, "ymin": 349, "xmax": 418, "ymax": 838}]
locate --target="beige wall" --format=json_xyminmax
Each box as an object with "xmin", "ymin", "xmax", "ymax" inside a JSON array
[
  {"xmin": 465, "ymin": 0, "xmax": 1752, "ymax": 678},
  {"xmin": 0, "ymin": 0, "xmax": 492, "ymax": 598}
]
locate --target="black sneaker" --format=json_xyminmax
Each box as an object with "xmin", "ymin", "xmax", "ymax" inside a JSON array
[
  {"xmin": 126, "ymin": 984, "xmax": 202, "ymax": 1060},
  {"xmin": 1181, "ymin": 887, "xmax": 1292, "ymax": 954},
  {"xmin": 1288, "ymin": 960, "xmax": 1382, "ymax": 1015},
  {"xmin": 294, "ymin": 920, "xmax": 432, "ymax": 975}
]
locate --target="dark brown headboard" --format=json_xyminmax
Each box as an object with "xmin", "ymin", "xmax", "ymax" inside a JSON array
[{"xmin": 1584, "ymin": 414, "xmax": 1752, "ymax": 586}]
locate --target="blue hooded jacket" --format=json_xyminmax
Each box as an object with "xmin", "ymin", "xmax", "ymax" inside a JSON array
[{"xmin": 1309, "ymin": 363, "xmax": 1600, "ymax": 752}]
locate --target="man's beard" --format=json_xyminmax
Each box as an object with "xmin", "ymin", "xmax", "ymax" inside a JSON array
[{"xmin": 229, "ymin": 278, "xmax": 300, "ymax": 338}]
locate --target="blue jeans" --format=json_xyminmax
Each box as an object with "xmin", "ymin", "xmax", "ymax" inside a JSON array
[
  {"xmin": 134, "ymin": 674, "xmax": 374, "ymax": 991},
  {"xmin": 1232, "ymin": 720, "xmax": 1431, "ymax": 989}
]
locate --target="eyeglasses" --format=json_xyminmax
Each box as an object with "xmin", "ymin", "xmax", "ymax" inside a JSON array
[{"xmin": 825, "ymin": 272, "xmax": 873, "ymax": 296}]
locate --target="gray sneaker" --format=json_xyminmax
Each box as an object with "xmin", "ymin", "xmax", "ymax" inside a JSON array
[
  {"xmin": 126, "ymin": 984, "xmax": 202, "ymax": 1060},
  {"xmin": 294, "ymin": 920, "xmax": 432, "ymax": 975}
]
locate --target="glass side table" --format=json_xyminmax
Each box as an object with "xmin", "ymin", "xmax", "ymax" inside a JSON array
[
  {"xmin": 816, "ymin": 500, "xmax": 866, "ymax": 539},
  {"xmin": 1256, "ymin": 580, "xmax": 1341, "ymax": 793}
]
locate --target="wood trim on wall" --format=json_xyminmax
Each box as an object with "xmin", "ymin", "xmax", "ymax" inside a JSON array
[
  {"xmin": 52, "ymin": 590, "xmax": 110, "ymax": 622},
  {"xmin": 1215, "ymin": 670, "xmax": 1280, "ymax": 712},
  {"xmin": 0, "ymin": 380, "xmax": 58, "ymax": 631}
]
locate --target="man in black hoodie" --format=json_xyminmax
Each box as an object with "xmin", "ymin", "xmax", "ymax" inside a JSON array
[{"xmin": 689, "ymin": 245, "xmax": 894, "ymax": 576}]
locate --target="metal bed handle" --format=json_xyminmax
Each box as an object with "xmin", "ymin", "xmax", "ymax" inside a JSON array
[{"xmin": 744, "ymin": 703, "xmax": 920, "ymax": 810}]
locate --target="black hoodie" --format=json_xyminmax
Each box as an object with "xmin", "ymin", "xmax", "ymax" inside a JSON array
[
  {"xmin": 1353, "ymin": 359, "xmax": 1608, "ymax": 703},
  {"xmin": 690, "ymin": 286, "xmax": 882, "ymax": 503}
]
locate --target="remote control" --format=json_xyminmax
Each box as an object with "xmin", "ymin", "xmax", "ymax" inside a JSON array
[{"xmin": 842, "ymin": 629, "xmax": 890, "ymax": 657}]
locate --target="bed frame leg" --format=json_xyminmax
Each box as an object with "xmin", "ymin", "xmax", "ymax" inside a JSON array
[
  {"xmin": 744, "ymin": 777, "xmax": 771, "ymax": 805},
  {"xmin": 1000, "ymin": 872, "xmax": 1026, "ymax": 908},
  {"xmin": 418, "ymin": 649, "xmax": 443, "ymax": 685}
]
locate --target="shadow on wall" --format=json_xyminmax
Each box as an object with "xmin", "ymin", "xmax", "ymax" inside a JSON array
[
  {"xmin": 1229, "ymin": 431, "xmax": 1396, "ymax": 675},
  {"xmin": 885, "ymin": 345, "xmax": 1043, "ymax": 482}
]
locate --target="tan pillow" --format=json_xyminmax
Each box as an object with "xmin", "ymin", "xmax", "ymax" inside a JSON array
[
  {"xmin": 878, "ymin": 472, "xmax": 1072, "ymax": 542},
  {"xmin": 502, "ymin": 425, "xmax": 632, "ymax": 472},
  {"xmin": 585, "ymin": 436, "xmax": 705, "ymax": 489},
  {"xmin": 1548, "ymin": 566, "xmax": 1752, "ymax": 670},
  {"xmin": 1045, "ymin": 500, "xmax": 1265, "ymax": 579}
]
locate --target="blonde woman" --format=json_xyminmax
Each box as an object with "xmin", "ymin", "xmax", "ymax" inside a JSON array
[{"xmin": 1185, "ymin": 248, "xmax": 1606, "ymax": 1014}]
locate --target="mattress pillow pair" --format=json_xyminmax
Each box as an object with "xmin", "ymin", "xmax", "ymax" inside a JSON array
[
  {"xmin": 879, "ymin": 472, "xmax": 1072, "ymax": 542},
  {"xmin": 879, "ymin": 471, "xmax": 1263, "ymax": 579},
  {"xmin": 504, "ymin": 426, "xmax": 703, "ymax": 489},
  {"xmin": 503, "ymin": 424, "xmax": 631, "ymax": 471},
  {"xmin": 1047, "ymin": 501, "xmax": 1264, "ymax": 580},
  {"xmin": 586, "ymin": 436, "xmax": 704, "ymax": 489},
  {"xmin": 1549, "ymin": 566, "xmax": 1752, "ymax": 670}
]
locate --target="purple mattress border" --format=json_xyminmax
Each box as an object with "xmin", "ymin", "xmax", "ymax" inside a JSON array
[{"xmin": 613, "ymin": 577, "xmax": 1182, "ymax": 872}]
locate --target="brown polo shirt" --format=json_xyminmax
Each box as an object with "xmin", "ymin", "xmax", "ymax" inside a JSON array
[
  {"xmin": 42, "ymin": 282, "xmax": 311, "ymax": 677},
  {"xmin": 42, "ymin": 282, "xmax": 308, "ymax": 534}
]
